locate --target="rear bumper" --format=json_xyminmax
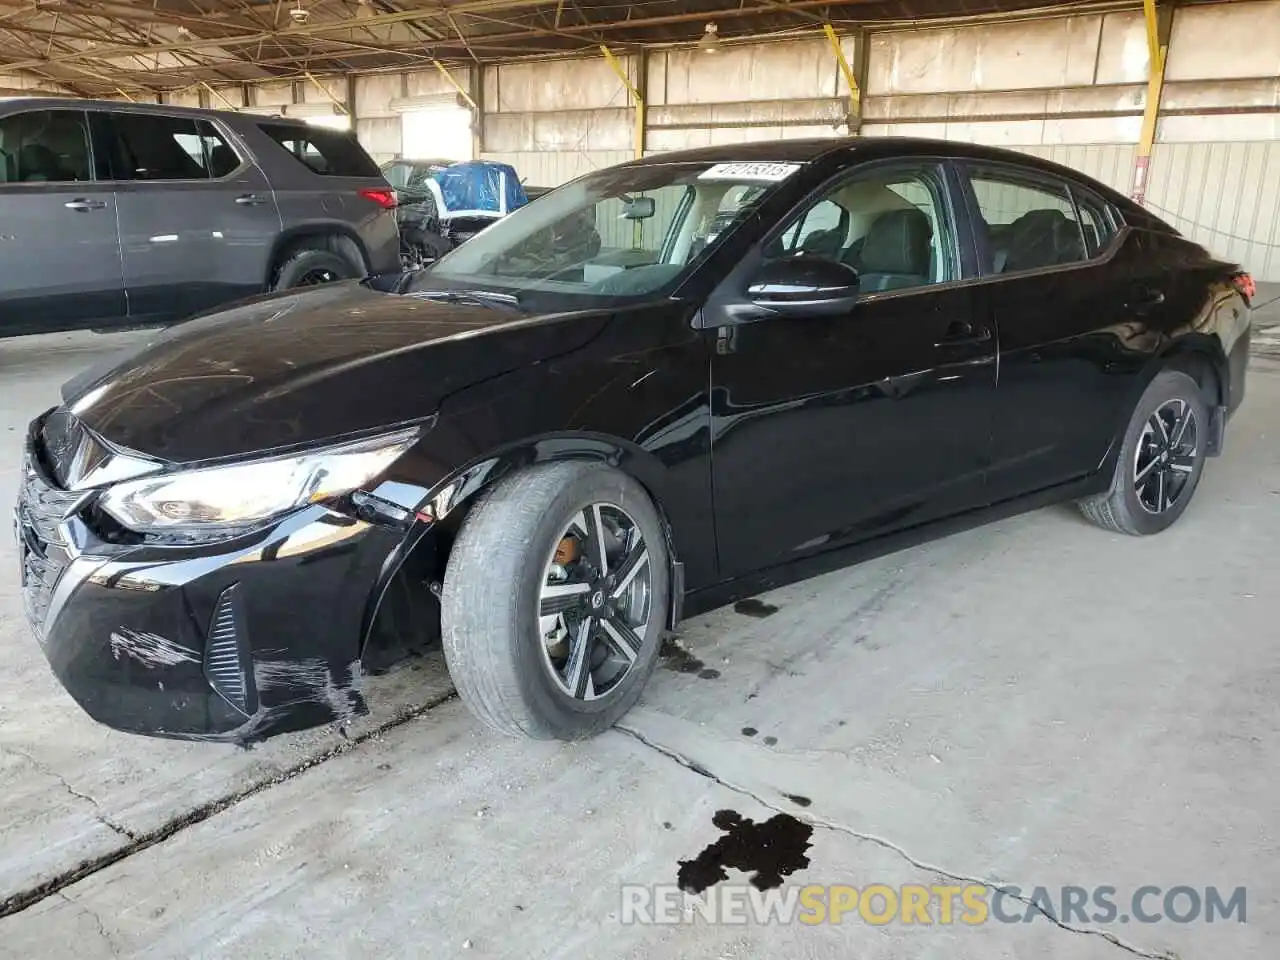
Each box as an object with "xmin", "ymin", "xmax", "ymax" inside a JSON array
[{"xmin": 18, "ymin": 459, "xmax": 404, "ymax": 743}]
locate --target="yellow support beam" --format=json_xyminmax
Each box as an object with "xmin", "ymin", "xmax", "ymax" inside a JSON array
[
  {"xmin": 201, "ymin": 81, "xmax": 241, "ymax": 112},
  {"xmin": 1132, "ymin": 0, "xmax": 1168, "ymax": 204},
  {"xmin": 304, "ymin": 70, "xmax": 349, "ymax": 114},
  {"xmin": 824, "ymin": 23, "xmax": 860, "ymax": 133},
  {"xmin": 433, "ymin": 59, "xmax": 478, "ymax": 111},
  {"xmin": 601, "ymin": 43, "xmax": 644, "ymax": 160}
]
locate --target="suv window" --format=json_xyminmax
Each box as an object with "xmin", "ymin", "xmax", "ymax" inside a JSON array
[
  {"xmin": 765, "ymin": 163, "xmax": 956, "ymax": 293},
  {"xmin": 258, "ymin": 122, "xmax": 380, "ymax": 177},
  {"xmin": 0, "ymin": 109, "xmax": 93, "ymax": 184},
  {"xmin": 169, "ymin": 120, "xmax": 241, "ymax": 178},
  {"xmin": 109, "ymin": 113, "xmax": 216, "ymax": 181},
  {"xmin": 966, "ymin": 168, "xmax": 1093, "ymax": 273}
]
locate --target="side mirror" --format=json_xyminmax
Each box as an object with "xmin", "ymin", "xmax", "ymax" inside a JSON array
[{"xmin": 746, "ymin": 256, "xmax": 860, "ymax": 317}]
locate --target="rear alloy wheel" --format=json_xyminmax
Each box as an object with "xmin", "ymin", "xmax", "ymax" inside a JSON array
[
  {"xmin": 441, "ymin": 461, "xmax": 670, "ymax": 739},
  {"xmin": 1079, "ymin": 370, "xmax": 1209, "ymax": 535}
]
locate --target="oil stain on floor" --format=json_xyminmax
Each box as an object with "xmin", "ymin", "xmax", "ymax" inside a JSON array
[
  {"xmin": 660, "ymin": 636, "xmax": 720, "ymax": 680},
  {"xmin": 677, "ymin": 809, "xmax": 814, "ymax": 893}
]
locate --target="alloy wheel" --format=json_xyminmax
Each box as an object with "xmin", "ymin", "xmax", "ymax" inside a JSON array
[
  {"xmin": 538, "ymin": 502, "xmax": 652, "ymax": 701},
  {"xmin": 1134, "ymin": 397, "xmax": 1199, "ymax": 514}
]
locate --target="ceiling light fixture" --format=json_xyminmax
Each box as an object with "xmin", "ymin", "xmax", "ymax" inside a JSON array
[
  {"xmin": 289, "ymin": 1, "xmax": 311, "ymax": 24},
  {"xmin": 698, "ymin": 22, "xmax": 721, "ymax": 53}
]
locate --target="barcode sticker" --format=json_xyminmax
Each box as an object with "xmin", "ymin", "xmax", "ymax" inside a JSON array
[{"xmin": 697, "ymin": 162, "xmax": 802, "ymax": 182}]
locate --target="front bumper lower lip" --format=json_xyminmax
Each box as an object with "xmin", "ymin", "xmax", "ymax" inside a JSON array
[{"xmin": 17, "ymin": 452, "xmax": 406, "ymax": 744}]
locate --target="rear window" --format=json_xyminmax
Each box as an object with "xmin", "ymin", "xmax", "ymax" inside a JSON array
[{"xmin": 257, "ymin": 122, "xmax": 380, "ymax": 178}]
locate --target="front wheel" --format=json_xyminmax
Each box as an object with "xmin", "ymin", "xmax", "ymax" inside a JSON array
[
  {"xmin": 1078, "ymin": 369, "xmax": 1209, "ymax": 535},
  {"xmin": 441, "ymin": 462, "xmax": 670, "ymax": 739}
]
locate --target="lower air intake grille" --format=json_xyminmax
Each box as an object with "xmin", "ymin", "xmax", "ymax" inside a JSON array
[{"xmin": 204, "ymin": 585, "xmax": 258, "ymax": 716}]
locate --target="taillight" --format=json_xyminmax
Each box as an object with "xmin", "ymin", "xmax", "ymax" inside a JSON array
[
  {"xmin": 1232, "ymin": 271, "xmax": 1256, "ymax": 305},
  {"xmin": 359, "ymin": 187, "xmax": 398, "ymax": 209}
]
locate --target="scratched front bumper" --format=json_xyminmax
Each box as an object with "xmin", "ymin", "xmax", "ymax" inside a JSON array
[{"xmin": 24, "ymin": 501, "xmax": 402, "ymax": 744}]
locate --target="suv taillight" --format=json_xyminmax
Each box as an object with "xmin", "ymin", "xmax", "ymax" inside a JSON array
[
  {"xmin": 359, "ymin": 188, "xmax": 398, "ymax": 209},
  {"xmin": 1232, "ymin": 271, "xmax": 1256, "ymax": 305}
]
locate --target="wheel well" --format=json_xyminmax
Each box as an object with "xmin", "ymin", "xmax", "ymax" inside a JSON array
[
  {"xmin": 268, "ymin": 229, "xmax": 368, "ymax": 286},
  {"xmin": 362, "ymin": 456, "xmax": 680, "ymax": 672},
  {"xmin": 1167, "ymin": 350, "xmax": 1223, "ymax": 407}
]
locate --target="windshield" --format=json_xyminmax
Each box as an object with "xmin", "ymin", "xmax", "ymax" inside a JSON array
[{"xmin": 406, "ymin": 160, "xmax": 803, "ymax": 308}]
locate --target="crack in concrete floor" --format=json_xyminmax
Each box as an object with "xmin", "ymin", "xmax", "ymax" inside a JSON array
[{"xmin": 615, "ymin": 723, "xmax": 1178, "ymax": 960}]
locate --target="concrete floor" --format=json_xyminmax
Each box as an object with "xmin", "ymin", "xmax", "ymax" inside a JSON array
[{"xmin": 2, "ymin": 325, "xmax": 1279, "ymax": 959}]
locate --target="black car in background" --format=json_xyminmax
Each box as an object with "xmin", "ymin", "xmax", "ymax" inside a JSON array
[{"xmin": 17, "ymin": 137, "xmax": 1252, "ymax": 745}]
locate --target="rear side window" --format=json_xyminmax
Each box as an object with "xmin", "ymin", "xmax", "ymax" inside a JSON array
[
  {"xmin": 258, "ymin": 122, "xmax": 379, "ymax": 177},
  {"xmin": 0, "ymin": 109, "xmax": 93, "ymax": 184},
  {"xmin": 109, "ymin": 113, "xmax": 216, "ymax": 181},
  {"xmin": 966, "ymin": 167, "xmax": 1090, "ymax": 274},
  {"xmin": 1073, "ymin": 190, "xmax": 1116, "ymax": 258}
]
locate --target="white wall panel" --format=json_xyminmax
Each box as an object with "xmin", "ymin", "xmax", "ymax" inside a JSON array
[
  {"xmin": 868, "ymin": 15, "xmax": 1103, "ymax": 95},
  {"xmin": 1165, "ymin": 1, "xmax": 1280, "ymax": 81},
  {"xmin": 481, "ymin": 150, "xmax": 631, "ymax": 188}
]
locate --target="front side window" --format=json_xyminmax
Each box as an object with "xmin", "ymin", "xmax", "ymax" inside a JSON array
[
  {"xmin": 259, "ymin": 122, "xmax": 380, "ymax": 177},
  {"xmin": 0, "ymin": 109, "xmax": 92, "ymax": 184},
  {"xmin": 966, "ymin": 168, "xmax": 1092, "ymax": 273},
  {"xmin": 110, "ymin": 113, "xmax": 211, "ymax": 181},
  {"xmin": 413, "ymin": 160, "xmax": 802, "ymax": 308},
  {"xmin": 764, "ymin": 164, "xmax": 956, "ymax": 294}
]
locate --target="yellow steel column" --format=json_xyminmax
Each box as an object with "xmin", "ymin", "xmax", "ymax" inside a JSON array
[
  {"xmin": 1132, "ymin": 0, "xmax": 1170, "ymax": 204},
  {"xmin": 601, "ymin": 44, "xmax": 644, "ymax": 160},
  {"xmin": 824, "ymin": 23, "xmax": 860, "ymax": 135}
]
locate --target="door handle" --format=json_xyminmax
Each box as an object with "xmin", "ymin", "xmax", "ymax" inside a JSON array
[
  {"xmin": 64, "ymin": 199, "xmax": 106, "ymax": 212},
  {"xmin": 934, "ymin": 320, "xmax": 993, "ymax": 348},
  {"xmin": 235, "ymin": 194, "xmax": 268, "ymax": 206}
]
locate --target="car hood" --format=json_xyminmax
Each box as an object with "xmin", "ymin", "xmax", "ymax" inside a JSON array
[{"xmin": 59, "ymin": 282, "xmax": 608, "ymax": 464}]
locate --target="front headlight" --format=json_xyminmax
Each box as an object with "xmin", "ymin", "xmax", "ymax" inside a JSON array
[{"xmin": 99, "ymin": 427, "xmax": 420, "ymax": 535}]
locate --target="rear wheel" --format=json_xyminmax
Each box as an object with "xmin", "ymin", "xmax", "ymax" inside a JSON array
[
  {"xmin": 440, "ymin": 461, "xmax": 669, "ymax": 739},
  {"xmin": 1078, "ymin": 369, "xmax": 1209, "ymax": 535},
  {"xmin": 272, "ymin": 248, "xmax": 359, "ymax": 291}
]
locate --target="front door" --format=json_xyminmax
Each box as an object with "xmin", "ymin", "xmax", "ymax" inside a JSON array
[
  {"xmin": 95, "ymin": 110, "xmax": 281, "ymax": 324},
  {"xmin": 708, "ymin": 160, "xmax": 997, "ymax": 579},
  {"xmin": 0, "ymin": 108, "xmax": 125, "ymax": 336}
]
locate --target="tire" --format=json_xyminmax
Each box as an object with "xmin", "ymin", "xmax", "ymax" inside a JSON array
[
  {"xmin": 272, "ymin": 248, "xmax": 359, "ymax": 291},
  {"xmin": 441, "ymin": 461, "xmax": 670, "ymax": 739},
  {"xmin": 404, "ymin": 228, "xmax": 450, "ymax": 264},
  {"xmin": 1078, "ymin": 369, "xmax": 1209, "ymax": 535}
]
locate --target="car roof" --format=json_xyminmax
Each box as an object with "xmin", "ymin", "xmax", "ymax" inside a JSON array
[
  {"xmin": 625, "ymin": 135, "xmax": 1151, "ymax": 222},
  {"xmin": 0, "ymin": 95, "xmax": 309, "ymax": 127}
]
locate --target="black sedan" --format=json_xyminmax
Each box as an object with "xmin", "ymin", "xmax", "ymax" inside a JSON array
[{"xmin": 16, "ymin": 137, "xmax": 1252, "ymax": 744}]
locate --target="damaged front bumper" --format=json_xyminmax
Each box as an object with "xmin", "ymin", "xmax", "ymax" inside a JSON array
[{"xmin": 16, "ymin": 443, "xmax": 409, "ymax": 745}]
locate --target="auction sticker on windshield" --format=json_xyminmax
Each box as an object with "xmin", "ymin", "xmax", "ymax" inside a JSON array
[{"xmin": 698, "ymin": 162, "xmax": 802, "ymax": 182}]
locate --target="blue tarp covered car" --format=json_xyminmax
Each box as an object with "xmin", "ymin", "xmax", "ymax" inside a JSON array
[{"xmin": 384, "ymin": 158, "xmax": 532, "ymax": 266}]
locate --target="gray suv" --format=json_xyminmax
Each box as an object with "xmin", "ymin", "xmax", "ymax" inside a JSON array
[{"xmin": 0, "ymin": 98, "xmax": 401, "ymax": 338}]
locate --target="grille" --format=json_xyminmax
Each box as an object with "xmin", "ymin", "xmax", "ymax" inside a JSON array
[
  {"xmin": 204, "ymin": 584, "xmax": 257, "ymax": 716},
  {"xmin": 16, "ymin": 452, "xmax": 82, "ymax": 641}
]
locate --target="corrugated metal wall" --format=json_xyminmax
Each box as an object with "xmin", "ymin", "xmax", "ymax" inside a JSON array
[{"xmin": 1145, "ymin": 141, "xmax": 1280, "ymax": 281}]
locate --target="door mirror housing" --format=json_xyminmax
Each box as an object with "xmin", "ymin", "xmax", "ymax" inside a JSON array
[{"xmin": 746, "ymin": 256, "xmax": 860, "ymax": 317}]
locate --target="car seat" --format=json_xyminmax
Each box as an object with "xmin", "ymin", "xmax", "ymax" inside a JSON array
[
  {"xmin": 1001, "ymin": 209, "xmax": 1085, "ymax": 272},
  {"xmin": 18, "ymin": 143, "xmax": 68, "ymax": 182},
  {"xmin": 854, "ymin": 208, "xmax": 933, "ymax": 292}
]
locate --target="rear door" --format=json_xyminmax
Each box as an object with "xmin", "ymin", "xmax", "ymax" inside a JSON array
[
  {"xmin": 958, "ymin": 162, "xmax": 1151, "ymax": 501},
  {"xmin": 246, "ymin": 121, "xmax": 402, "ymax": 275},
  {"xmin": 0, "ymin": 108, "xmax": 125, "ymax": 335},
  {"xmin": 708, "ymin": 159, "xmax": 997, "ymax": 578},
  {"xmin": 97, "ymin": 109, "xmax": 281, "ymax": 324}
]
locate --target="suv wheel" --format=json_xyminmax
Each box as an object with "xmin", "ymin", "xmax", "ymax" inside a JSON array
[
  {"xmin": 273, "ymin": 248, "xmax": 359, "ymax": 291},
  {"xmin": 441, "ymin": 461, "xmax": 670, "ymax": 740}
]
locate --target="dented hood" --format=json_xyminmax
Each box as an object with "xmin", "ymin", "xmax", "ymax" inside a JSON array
[{"xmin": 60, "ymin": 281, "xmax": 607, "ymax": 463}]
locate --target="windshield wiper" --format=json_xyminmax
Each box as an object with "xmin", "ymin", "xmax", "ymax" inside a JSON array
[{"xmin": 406, "ymin": 289, "xmax": 523, "ymax": 312}]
